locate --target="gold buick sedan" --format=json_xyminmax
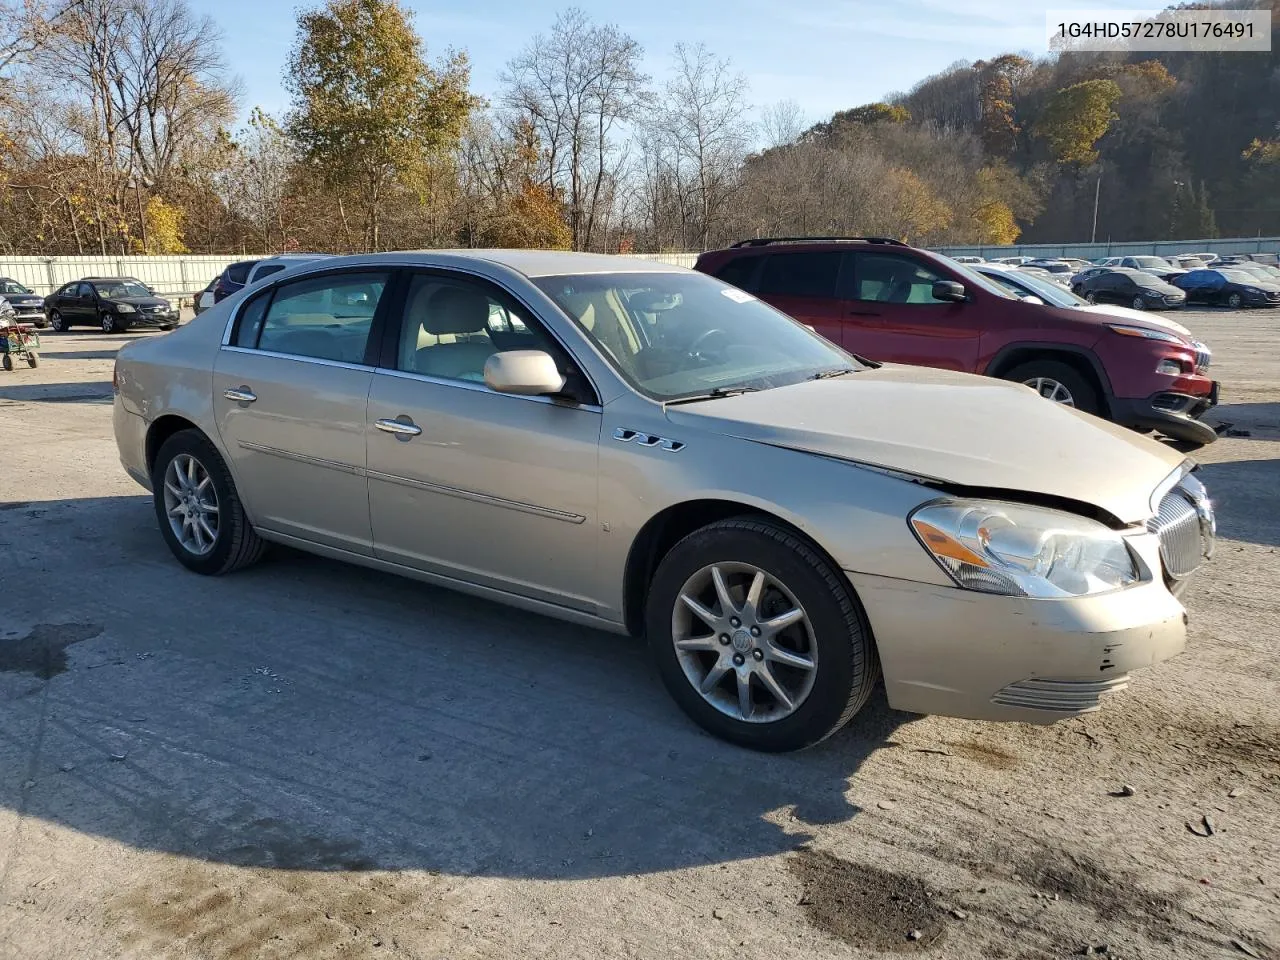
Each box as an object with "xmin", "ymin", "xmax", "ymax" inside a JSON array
[{"xmin": 112, "ymin": 251, "xmax": 1216, "ymax": 752}]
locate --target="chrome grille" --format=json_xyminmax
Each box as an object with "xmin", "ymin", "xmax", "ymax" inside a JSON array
[
  {"xmin": 1191, "ymin": 341, "xmax": 1211, "ymax": 373},
  {"xmin": 1148, "ymin": 478, "xmax": 1215, "ymax": 580}
]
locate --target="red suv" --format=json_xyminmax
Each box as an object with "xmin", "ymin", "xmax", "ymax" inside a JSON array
[{"xmin": 695, "ymin": 237, "xmax": 1219, "ymax": 445}]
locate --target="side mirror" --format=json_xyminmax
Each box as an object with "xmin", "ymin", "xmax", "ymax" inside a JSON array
[
  {"xmin": 1022, "ymin": 296, "xmax": 1045, "ymax": 306},
  {"xmin": 484, "ymin": 350, "xmax": 566, "ymax": 396},
  {"xmin": 932, "ymin": 280, "xmax": 967, "ymax": 303}
]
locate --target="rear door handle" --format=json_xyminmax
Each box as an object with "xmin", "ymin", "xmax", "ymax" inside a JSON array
[
  {"xmin": 375, "ymin": 417, "xmax": 422, "ymax": 438},
  {"xmin": 223, "ymin": 386, "xmax": 257, "ymax": 403},
  {"xmin": 847, "ymin": 308, "xmax": 881, "ymax": 316}
]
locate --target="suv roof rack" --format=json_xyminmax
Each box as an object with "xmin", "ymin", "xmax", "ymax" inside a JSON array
[{"xmin": 729, "ymin": 236, "xmax": 907, "ymax": 248}]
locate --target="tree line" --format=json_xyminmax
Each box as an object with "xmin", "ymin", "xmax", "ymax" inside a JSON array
[{"xmin": 0, "ymin": 0, "xmax": 1276, "ymax": 257}]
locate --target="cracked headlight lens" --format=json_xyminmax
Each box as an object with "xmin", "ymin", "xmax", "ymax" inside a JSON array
[{"xmin": 910, "ymin": 500, "xmax": 1140, "ymax": 598}]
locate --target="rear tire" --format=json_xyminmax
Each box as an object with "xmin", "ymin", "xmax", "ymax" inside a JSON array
[
  {"xmin": 1003, "ymin": 359, "xmax": 1100, "ymax": 416},
  {"xmin": 151, "ymin": 429, "xmax": 267, "ymax": 576},
  {"xmin": 26, "ymin": 352, "xmax": 38, "ymax": 368},
  {"xmin": 645, "ymin": 517, "xmax": 879, "ymax": 752},
  {"xmin": 1, "ymin": 354, "xmax": 12, "ymax": 371}
]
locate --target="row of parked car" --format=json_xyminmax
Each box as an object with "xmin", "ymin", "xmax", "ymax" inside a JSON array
[
  {"xmin": 955, "ymin": 252, "xmax": 1280, "ymax": 311},
  {"xmin": 0, "ymin": 276, "xmax": 180, "ymax": 332}
]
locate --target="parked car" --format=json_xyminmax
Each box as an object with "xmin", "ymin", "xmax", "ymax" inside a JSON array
[
  {"xmin": 46, "ymin": 277, "xmax": 179, "ymax": 333},
  {"xmin": 1097, "ymin": 256, "xmax": 1185, "ymax": 282},
  {"xmin": 0, "ymin": 277, "xmax": 48, "ymax": 327},
  {"xmin": 212, "ymin": 259, "xmax": 262, "ymax": 304},
  {"xmin": 1072, "ymin": 268, "xmax": 1188, "ymax": 312},
  {"xmin": 1227, "ymin": 262, "xmax": 1280, "ymax": 284},
  {"xmin": 1170, "ymin": 256, "xmax": 1209, "ymax": 270},
  {"xmin": 1018, "ymin": 265, "xmax": 1071, "ymax": 287},
  {"xmin": 1023, "ymin": 258, "xmax": 1074, "ymax": 277},
  {"xmin": 245, "ymin": 254, "xmax": 333, "ymax": 288},
  {"xmin": 991, "ymin": 256, "xmax": 1033, "ymax": 266},
  {"xmin": 194, "ymin": 278, "xmax": 216, "ymax": 316},
  {"xmin": 696, "ymin": 238, "xmax": 1217, "ymax": 445},
  {"xmin": 1172, "ymin": 268, "xmax": 1280, "ymax": 308},
  {"xmin": 113, "ymin": 250, "xmax": 1216, "ymax": 752},
  {"xmin": 974, "ymin": 264, "xmax": 1205, "ymax": 341},
  {"xmin": 951, "ymin": 255, "xmax": 984, "ymax": 264}
]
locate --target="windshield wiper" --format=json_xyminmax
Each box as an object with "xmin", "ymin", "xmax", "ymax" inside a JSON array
[
  {"xmin": 666, "ymin": 385, "xmax": 760, "ymax": 406},
  {"xmin": 807, "ymin": 367, "xmax": 858, "ymax": 380}
]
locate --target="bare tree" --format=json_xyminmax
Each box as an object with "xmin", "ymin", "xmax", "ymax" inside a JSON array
[
  {"xmin": 0, "ymin": 0, "xmax": 81, "ymax": 75},
  {"xmin": 658, "ymin": 43, "xmax": 752, "ymax": 251},
  {"xmin": 224, "ymin": 108, "xmax": 294, "ymax": 251},
  {"xmin": 501, "ymin": 7, "xmax": 648, "ymax": 251},
  {"xmin": 758, "ymin": 98, "xmax": 806, "ymax": 150}
]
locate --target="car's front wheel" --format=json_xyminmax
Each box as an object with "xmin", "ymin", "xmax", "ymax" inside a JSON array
[
  {"xmin": 1004, "ymin": 359, "xmax": 1100, "ymax": 415},
  {"xmin": 101, "ymin": 312, "xmax": 120, "ymax": 333},
  {"xmin": 1130, "ymin": 296, "xmax": 1146, "ymax": 310},
  {"xmin": 1227, "ymin": 292, "xmax": 1244, "ymax": 309},
  {"xmin": 646, "ymin": 518, "xmax": 878, "ymax": 752},
  {"xmin": 49, "ymin": 310, "xmax": 68, "ymax": 332},
  {"xmin": 151, "ymin": 429, "xmax": 267, "ymax": 575},
  {"xmin": 1085, "ymin": 291, "xmax": 1098, "ymax": 304}
]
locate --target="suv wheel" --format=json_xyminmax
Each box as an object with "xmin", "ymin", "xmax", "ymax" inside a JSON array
[
  {"xmin": 151, "ymin": 429, "xmax": 267, "ymax": 575},
  {"xmin": 1130, "ymin": 296, "xmax": 1146, "ymax": 310},
  {"xmin": 1004, "ymin": 360, "xmax": 1100, "ymax": 415},
  {"xmin": 646, "ymin": 517, "xmax": 878, "ymax": 752}
]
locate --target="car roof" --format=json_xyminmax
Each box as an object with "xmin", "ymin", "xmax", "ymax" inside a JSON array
[
  {"xmin": 267, "ymin": 249, "xmax": 689, "ymax": 280},
  {"xmin": 82, "ymin": 277, "xmax": 141, "ymax": 283}
]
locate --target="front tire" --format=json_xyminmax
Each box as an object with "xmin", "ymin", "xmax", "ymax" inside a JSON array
[
  {"xmin": 101, "ymin": 312, "xmax": 119, "ymax": 333},
  {"xmin": 646, "ymin": 517, "xmax": 878, "ymax": 752},
  {"xmin": 1227, "ymin": 292, "xmax": 1243, "ymax": 309},
  {"xmin": 49, "ymin": 310, "xmax": 68, "ymax": 332},
  {"xmin": 1130, "ymin": 296, "xmax": 1146, "ymax": 310},
  {"xmin": 151, "ymin": 429, "xmax": 267, "ymax": 576},
  {"xmin": 1004, "ymin": 359, "xmax": 1100, "ymax": 415},
  {"xmin": 1085, "ymin": 291, "xmax": 1098, "ymax": 304}
]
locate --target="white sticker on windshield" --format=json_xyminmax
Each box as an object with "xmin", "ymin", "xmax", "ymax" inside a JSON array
[{"xmin": 721, "ymin": 288, "xmax": 755, "ymax": 303}]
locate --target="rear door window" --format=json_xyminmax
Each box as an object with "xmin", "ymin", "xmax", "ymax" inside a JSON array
[
  {"xmin": 238, "ymin": 271, "xmax": 389, "ymax": 364},
  {"xmin": 756, "ymin": 252, "xmax": 841, "ymax": 298}
]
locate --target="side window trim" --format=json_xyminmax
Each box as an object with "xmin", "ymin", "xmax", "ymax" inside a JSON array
[{"xmin": 383, "ymin": 267, "xmax": 601, "ymax": 407}]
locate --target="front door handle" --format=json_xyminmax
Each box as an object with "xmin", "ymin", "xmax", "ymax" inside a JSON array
[
  {"xmin": 224, "ymin": 386, "xmax": 257, "ymax": 403},
  {"xmin": 847, "ymin": 309, "xmax": 881, "ymax": 317},
  {"xmin": 375, "ymin": 416, "xmax": 422, "ymax": 438}
]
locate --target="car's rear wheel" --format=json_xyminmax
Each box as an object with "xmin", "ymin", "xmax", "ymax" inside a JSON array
[
  {"xmin": 646, "ymin": 517, "xmax": 878, "ymax": 752},
  {"xmin": 1130, "ymin": 296, "xmax": 1146, "ymax": 310},
  {"xmin": 151, "ymin": 429, "xmax": 267, "ymax": 575},
  {"xmin": 49, "ymin": 310, "xmax": 68, "ymax": 332},
  {"xmin": 1004, "ymin": 359, "xmax": 1100, "ymax": 415},
  {"xmin": 1227, "ymin": 292, "xmax": 1243, "ymax": 309}
]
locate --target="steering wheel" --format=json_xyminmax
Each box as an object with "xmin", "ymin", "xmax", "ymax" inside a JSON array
[{"xmin": 688, "ymin": 327, "xmax": 729, "ymax": 362}]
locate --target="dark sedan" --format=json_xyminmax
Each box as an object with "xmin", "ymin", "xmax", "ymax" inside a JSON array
[
  {"xmin": 0, "ymin": 278, "xmax": 48, "ymax": 327},
  {"xmin": 1172, "ymin": 269, "xmax": 1280, "ymax": 308},
  {"xmin": 45, "ymin": 278, "xmax": 179, "ymax": 333},
  {"xmin": 1072, "ymin": 268, "xmax": 1187, "ymax": 310}
]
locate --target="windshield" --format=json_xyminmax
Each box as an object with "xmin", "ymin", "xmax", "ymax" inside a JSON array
[
  {"xmin": 1132, "ymin": 257, "xmax": 1171, "ymax": 269},
  {"xmin": 0, "ymin": 280, "xmax": 33, "ymax": 295},
  {"xmin": 997, "ymin": 271, "xmax": 1086, "ymax": 306},
  {"xmin": 1222, "ymin": 270, "xmax": 1268, "ymax": 285},
  {"xmin": 533, "ymin": 271, "xmax": 860, "ymax": 400},
  {"xmin": 95, "ymin": 281, "xmax": 152, "ymax": 298}
]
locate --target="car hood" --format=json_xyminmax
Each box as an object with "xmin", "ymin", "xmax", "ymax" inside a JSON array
[
  {"xmin": 2, "ymin": 294, "xmax": 42, "ymax": 304},
  {"xmin": 664, "ymin": 366, "xmax": 1186, "ymax": 524},
  {"xmin": 1076, "ymin": 303, "xmax": 1192, "ymax": 336}
]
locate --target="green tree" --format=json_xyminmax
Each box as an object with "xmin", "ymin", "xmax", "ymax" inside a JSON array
[
  {"xmin": 1034, "ymin": 79, "xmax": 1122, "ymax": 166},
  {"xmin": 1169, "ymin": 180, "xmax": 1217, "ymax": 240},
  {"xmin": 285, "ymin": 0, "xmax": 476, "ymax": 251}
]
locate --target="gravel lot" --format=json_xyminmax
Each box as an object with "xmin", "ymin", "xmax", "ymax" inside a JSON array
[{"xmin": 1, "ymin": 310, "xmax": 1277, "ymax": 960}]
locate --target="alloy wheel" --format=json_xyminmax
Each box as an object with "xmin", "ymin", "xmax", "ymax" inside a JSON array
[
  {"xmin": 101, "ymin": 313, "xmax": 114, "ymax": 333},
  {"xmin": 671, "ymin": 562, "xmax": 818, "ymax": 723},
  {"xmin": 1228, "ymin": 293, "xmax": 1243, "ymax": 308},
  {"xmin": 162, "ymin": 453, "xmax": 220, "ymax": 556},
  {"xmin": 50, "ymin": 311, "xmax": 65, "ymax": 331},
  {"xmin": 1131, "ymin": 296, "xmax": 1146, "ymax": 310},
  {"xmin": 1023, "ymin": 377, "xmax": 1075, "ymax": 405}
]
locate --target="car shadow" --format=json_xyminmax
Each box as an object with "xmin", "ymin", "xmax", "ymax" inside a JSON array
[
  {"xmin": 0, "ymin": 495, "xmax": 915, "ymax": 880},
  {"xmin": 1195, "ymin": 457, "xmax": 1280, "ymax": 548},
  {"xmin": 0, "ymin": 381, "xmax": 113, "ymax": 403},
  {"xmin": 38, "ymin": 350, "xmax": 124, "ymax": 361},
  {"xmin": 1204, "ymin": 401, "xmax": 1280, "ymax": 442}
]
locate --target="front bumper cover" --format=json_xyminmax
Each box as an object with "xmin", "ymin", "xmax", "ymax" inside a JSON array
[
  {"xmin": 1111, "ymin": 385, "xmax": 1219, "ymax": 444},
  {"xmin": 846, "ymin": 533, "xmax": 1188, "ymax": 723}
]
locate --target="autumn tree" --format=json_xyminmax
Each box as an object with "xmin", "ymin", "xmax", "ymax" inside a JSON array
[
  {"xmin": 976, "ymin": 55, "xmax": 1029, "ymax": 159},
  {"xmin": 286, "ymin": 0, "xmax": 475, "ymax": 251},
  {"xmin": 657, "ymin": 43, "xmax": 752, "ymax": 251},
  {"xmin": 1034, "ymin": 79, "xmax": 1122, "ymax": 166},
  {"xmin": 758, "ymin": 99, "xmax": 806, "ymax": 149},
  {"xmin": 225, "ymin": 108, "xmax": 294, "ymax": 251},
  {"xmin": 501, "ymin": 8, "xmax": 649, "ymax": 251}
]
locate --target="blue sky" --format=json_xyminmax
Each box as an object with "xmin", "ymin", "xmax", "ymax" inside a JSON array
[{"xmin": 192, "ymin": 0, "xmax": 1139, "ymax": 130}]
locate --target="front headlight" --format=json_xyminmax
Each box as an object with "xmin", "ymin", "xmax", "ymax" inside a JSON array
[
  {"xmin": 1244, "ymin": 287, "xmax": 1262, "ymax": 295},
  {"xmin": 910, "ymin": 500, "xmax": 1140, "ymax": 598},
  {"xmin": 1108, "ymin": 323, "xmax": 1185, "ymax": 344},
  {"xmin": 115, "ymin": 303, "xmax": 136, "ymax": 314}
]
